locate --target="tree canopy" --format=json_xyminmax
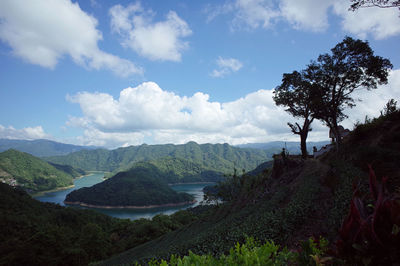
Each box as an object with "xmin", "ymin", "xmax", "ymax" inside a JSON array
[
  {"xmin": 308, "ymin": 37, "xmax": 392, "ymax": 148},
  {"xmin": 273, "ymin": 70, "xmax": 316, "ymax": 158}
]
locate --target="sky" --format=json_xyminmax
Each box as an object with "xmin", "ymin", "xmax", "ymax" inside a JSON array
[{"xmin": 0, "ymin": 0, "xmax": 399, "ymax": 148}]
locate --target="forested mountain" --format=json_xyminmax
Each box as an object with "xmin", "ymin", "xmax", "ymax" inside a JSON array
[
  {"xmin": 65, "ymin": 165, "xmax": 194, "ymax": 207},
  {"xmin": 0, "ymin": 149, "xmax": 75, "ymax": 192},
  {"xmin": 131, "ymin": 157, "xmax": 223, "ymax": 183},
  {"xmin": 0, "ymin": 139, "xmax": 97, "ymax": 157},
  {"xmin": 46, "ymin": 142, "xmax": 270, "ymax": 173}
]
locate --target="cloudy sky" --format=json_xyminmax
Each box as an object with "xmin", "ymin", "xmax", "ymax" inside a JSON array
[{"xmin": 0, "ymin": 0, "xmax": 399, "ymax": 148}]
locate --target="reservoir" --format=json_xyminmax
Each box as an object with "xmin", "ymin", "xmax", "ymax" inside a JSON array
[{"xmin": 34, "ymin": 172, "xmax": 211, "ymax": 220}]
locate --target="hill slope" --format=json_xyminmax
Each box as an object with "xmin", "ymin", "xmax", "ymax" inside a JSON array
[
  {"xmin": 45, "ymin": 142, "xmax": 270, "ymax": 174},
  {"xmin": 0, "ymin": 149, "xmax": 74, "ymax": 192},
  {"xmin": 65, "ymin": 165, "xmax": 195, "ymax": 207},
  {"xmin": 0, "ymin": 138, "xmax": 97, "ymax": 157},
  {"xmin": 101, "ymin": 111, "xmax": 400, "ymax": 265}
]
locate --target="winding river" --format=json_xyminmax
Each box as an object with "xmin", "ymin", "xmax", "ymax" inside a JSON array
[{"xmin": 34, "ymin": 172, "xmax": 211, "ymax": 220}]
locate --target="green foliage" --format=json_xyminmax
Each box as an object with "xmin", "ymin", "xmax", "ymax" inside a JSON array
[
  {"xmin": 46, "ymin": 142, "xmax": 270, "ymax": 176},
  {"xmin": 127, "ymin": 157, "xmax": 224, "ymax": 183},
  {"xmin": 0, "ymin": 149, "xmax": 73, "ymax": 192},
  {"xmin": 0, "ymin": 183, "xmax": 198, "ymax": 265},
  {"xmin": 48, "ymin": 162, "xmax": 86, "ymax": 178},
  {"xmin": 148, "ymin": 237, "xmax": 295, "ymax": 266},
  {"xmin": 65, "ymin": 165, "xmax": 194, "ymax": 207},
  {"xmin": 296, "ymin": 237, "xmax": 330, "ymax": 266}
]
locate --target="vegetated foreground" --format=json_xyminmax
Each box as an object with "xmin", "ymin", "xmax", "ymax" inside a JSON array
[{"xmin": 100, "ymin": 110, "xmax": 400, "ymax": 265}]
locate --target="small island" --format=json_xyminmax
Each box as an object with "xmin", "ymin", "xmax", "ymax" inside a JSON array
[{"xmin": 64, "ymin": 165, "xmax": 195, "ymax": 208}]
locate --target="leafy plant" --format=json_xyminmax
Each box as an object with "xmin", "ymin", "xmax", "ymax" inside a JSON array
[
  {"xmin": 296, "ymin": 237, "xmax": 331, "ymax": 266},
  {"xmin": 336, "ymin": 165, "xmax": 400, "ymax": 264},
  {"xmin": 148, "ymin": 237, "xmax": 295, "ymax": 266}
]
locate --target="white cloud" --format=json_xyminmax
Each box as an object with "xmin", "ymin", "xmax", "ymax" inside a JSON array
[
  {"xmin": 211, "ymin": 57, "xmax": 243, "ymax": 78},
  {"xmin": 0, "ymin": 0, "xmax": 142, "ymax": 77},
  {"xmin": 66, "ymin": 81, "xmax": 327, "ymax": 148},
  {"xmin": 332, "ymin": 1, "xmax": 400, "ymax": 39},
  {"xmin": 0, "ymin": 125, "xmax": 51, "ymax": 140},
  {"xmin": 279, "ymin": 0, "xmax": 333, "ymax": 32},
  {"xmin": 67, "ymin": 69, "xmax": 400, "ymax": 148},
  {"xmin": 207, "ymin": 0, "xmax": 400, "ymax": 39},
  {"xmin": 109, "ymin": 3, "xmax": 192, "ymax": 61},
  {"xmin": 232, "ymin": 0, "xmax": 280, "ymax": 29}
]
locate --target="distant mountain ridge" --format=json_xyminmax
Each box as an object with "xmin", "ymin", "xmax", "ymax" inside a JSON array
[
  {"xmin": 46, "ymin": 142, "xmax": 271, "ymax": 175},
  {"xmin": 0, "ymin": 139, "xmax": 98, "ymax": 157}
]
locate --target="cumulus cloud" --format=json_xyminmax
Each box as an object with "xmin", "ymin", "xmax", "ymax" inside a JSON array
[
  {"xmin": 207, "ymin": 0, "xmax": 400, "ymax": 38},
  {"xmin": 332, "ymin": 1, "xmax": 400, "ymax": 39},
  {"xmin": 0, "ymin": 125, "xmax": 51, "ymax": 140},
  {"xmin": 211, "ymin": 57, "xmax": 243, "ymax": 78},
  {"xmin": 0, "ymin": 0, "xmax": 142, "ymax": 77},
  {"xmin": 231, "ymin": 0, "xmax": 280, "ymax": 29},
  {"xmin": 67, "ymin": 70, "xmax": 400, "ymax": 148},
  {"xmin": 109, "ymin": 3, "xmax": 192, "ymax": 61},
  {"xmin": 66, "ymin": 81, "xmax": 322, "ymax": 148},
  {"xmin": 279, "ymin": 0, "xmax": 333, "ymax": 32}
]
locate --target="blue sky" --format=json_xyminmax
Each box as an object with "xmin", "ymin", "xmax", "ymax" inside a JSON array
[{"xmin": 0, "ymin": 0, "xmax": 399, "ymax": 148}]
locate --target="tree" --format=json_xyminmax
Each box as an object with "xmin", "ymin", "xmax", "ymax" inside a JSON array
[
  {"xmin": 273, "ymin": 71, "xmax": 315, "ymax": 159},
  {"xmin": 350, "ymin": 0, "xmax": 400, "ymax": 11},
  {"xmin": 380, "ymin": 98, "xmax": 398, "ymax": 116},
  {"xmin": 309, "ymin": 37, "xmax": 392, "ymax": 149}
]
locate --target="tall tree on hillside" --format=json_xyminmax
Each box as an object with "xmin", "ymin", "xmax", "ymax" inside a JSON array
[
  {"xmin": 273, "ymin": 70, "xmax": 316, "ymax": 159},
  {"xmin": 309, "ymin": 37, "xmax": 392, "ymax": 149}
]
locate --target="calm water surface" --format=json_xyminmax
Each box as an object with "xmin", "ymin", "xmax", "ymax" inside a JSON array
[{"xmin": 34, "ymin": 172, "xmax": 211, "ymax": 220}]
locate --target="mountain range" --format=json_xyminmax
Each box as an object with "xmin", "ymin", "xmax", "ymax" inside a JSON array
[{"xmin": 0, "ymin": 139, "xmax": 97, "ymax": 157}]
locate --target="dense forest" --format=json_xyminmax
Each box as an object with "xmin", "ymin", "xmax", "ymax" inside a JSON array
[
  {"xmin": 65, "ymin": 165, "xmax": 195, "ymax": 207},
  {"xmin": 0, "ymin": 149, "xmax": 77, "ymax": 192},
  {"xmin": 45, "ymin": 142, "xmax": 270, "ymax": 174}
]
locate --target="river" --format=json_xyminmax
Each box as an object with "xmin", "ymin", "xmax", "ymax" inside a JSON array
[{"xmin": 34, "ymin": 172, "xmax": 211, "ymax": 220}]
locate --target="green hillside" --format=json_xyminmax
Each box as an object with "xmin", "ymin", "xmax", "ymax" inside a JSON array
[
  {"xmin": 101, "ymin": 110, "xmax": 400, "ymax": 265},
  {"xmin": 65, "ymin": 165, "xmax": 194, "ymax": 207},
  {"xmin": 45, "ymin": 142, "xmax": 270, "ymax": 174},
  {"xmin": 0, "ymin": 149, "xmax": 74, "ymax": 192},
  {"xmin": 118, "ymin": 157, "xmax": 223, "ymax": 183}
]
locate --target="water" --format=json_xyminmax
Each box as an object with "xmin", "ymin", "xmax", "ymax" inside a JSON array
[{"xmin": 34, "ymin": 172, "xmax": 212, "ymax": 220}]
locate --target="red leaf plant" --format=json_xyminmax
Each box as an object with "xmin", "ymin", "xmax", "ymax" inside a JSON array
[{"xmin": 337, "ymin": 165, "xmax": 400, "ymax": 265}]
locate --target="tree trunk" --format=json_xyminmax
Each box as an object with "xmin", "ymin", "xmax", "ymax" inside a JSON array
[
  {"xmin": 332, "ymin": 120, "xmax": 341, "ymax": 151},
  {"xmin": 300, "ymin": 132, "xmax": 308, "ymax": 159}
]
